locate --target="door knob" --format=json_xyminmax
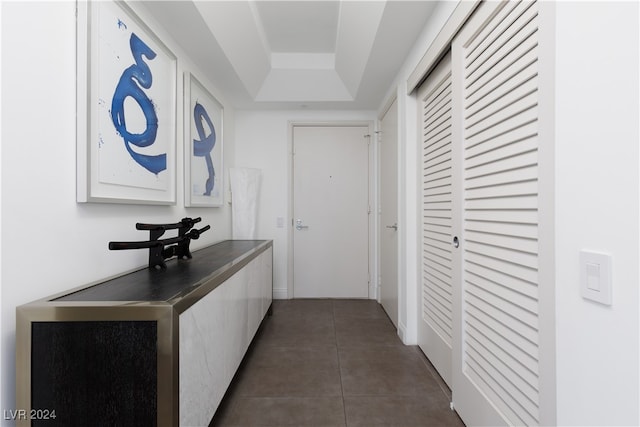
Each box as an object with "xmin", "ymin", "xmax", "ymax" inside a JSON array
[
  {"xmin": 386, "ymin": 223, "xmax": 398, "ymax": 231},
  {"xmin": 453, "ymin": 236, "xmax": 459, "ymax": 248},
  {"xmin": 295, "ymin": 219, "xmax": 309, "ymax": 231}
]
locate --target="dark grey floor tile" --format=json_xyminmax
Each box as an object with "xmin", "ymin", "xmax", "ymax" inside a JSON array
[
  {"xmin": 339, "ymin": 343, "xmax": 426, "ymax": 365},
  {"xmin": 344, "ymin": 395, "xmax": 465, "ymax": 427},
  {"xmin": 258, "ymin": 312, "xmax": 336, "ymax": 347},
  {"xmin": 339, "ymin": 346, "xmax": 443, "ymax": 396},
  {"xmin": 335, "ymin": 317, "xmax": 402, "ymax": 348},
  {"xmin": 332, "ymin": 299, "xmax": 390, "ymax": 320},
  {"xmin": 210, "ymin": 299, "xmax": 464, "ymax": 427},
  {"xmin": 209, "ymin": 395, "xmax": 238, "ymax": 426},
  {"xmin": 233, "ymin": 345, "xmax": 342, "ymax": 397},
  {"xmin": 271, "ymin": 299, "xmax": 335, "ymax": 319},
  {"xmin": 214, "ymin": 397, "xmax": 347, "ymax": 426}
]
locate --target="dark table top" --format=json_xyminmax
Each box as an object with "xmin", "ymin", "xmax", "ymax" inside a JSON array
[{"xmin": 55, "ymin": 240, "xmax": 270, "ymax": 303}]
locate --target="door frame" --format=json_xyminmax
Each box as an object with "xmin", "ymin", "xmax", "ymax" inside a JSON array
[
  {"xmin": 378, "ymin": 97, "xmax": 400, "ymax": 327},
  {"xmin": 286, "ymin": 121, "xmax": 376, "ymax": 300}
]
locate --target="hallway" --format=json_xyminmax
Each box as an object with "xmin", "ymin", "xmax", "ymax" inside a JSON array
[{"xmin": 211, "ymin": 299, "xmax": 465, "ymax": 426}]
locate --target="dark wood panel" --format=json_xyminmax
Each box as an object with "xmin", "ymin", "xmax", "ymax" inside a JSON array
[
  {"xmin": 31, "ymin": 321, "xmax": 157, "ymax": 427},
  {"xmin": 55, "ymin": 240, "xmax": 268, "ymax": 302}
]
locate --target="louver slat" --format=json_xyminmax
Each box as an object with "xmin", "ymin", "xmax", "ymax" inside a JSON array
[
  {"xmin": 465, "ymin": 149, "xmax": 538, "ymax": 180},
  {"xmin": 465, "ymin": 229, "xmax": 538, "ymax": 254},
  {"xmin": 466, "ymin": 321, "xmax": 539, "ymax": 389},
  {"xmin": 465, "ymin": 296, "xmax": 538, "ymax": 357},
  {"xmin": 465, "ymin": 305, "xmax": 539, "ymax": 371},
  {"xmin": 422, "ymin": 214, "xmax": 451, "ymax": 227},
  {"xmin": 466, "ymin": 54, "xmax": 538, "ymax": 119},
  {"xmin": 465, "ymin": 1, "xmax": 519, "ymax": 60},
  {"xmin": 461, "ymin": 2, "xmax": 540, "ymax": 426},
  {"xmin": 465, "ymin": 73, "xmax": 538, "ymax": 131},
  {"xmin": 466, "ymin": 250, "xmax": 538, "ymax": 286},
  {"xmin": 465, "ymin": 260, "xmax": 538, "ymax": 302},
  {"xmin": 466, "ymin": 335, "xmax": 539, "ymax": 413},
  {"xmin": 424, "ymin": 97, "xmax": 452, "ymax": 135},
  {"xmin": 464, "ymin": 361, "xmax": 535, "ymax": 426},
  {"xmin": 466, "ymin": 1, "xmax": 538, "ymax": 85},
  {"xmin": 465, "ymin": 347, "xmax": 539, "ymax": 425},
  {"xmin": 425, "ymin": 141, "xmax": 452, "ymax": 165},
  {"xmin": 465, "ymin": 12, "xmax": 538, "ymax": 93},
  {"xmin": 423, "ymin": 256, "xmax": 452, "ymax": 288},
  {"xmin": 465, "ymin": 121, "xmax": 537, "ymax": 160},
  {"xmin": 465, "ymin": 218, "xmax": 537, "ymax": 240},
  {"xmin": 466, "ymin": 313, "xmax": 538, "ymax": 370},
  {"xmin": 465, "ymin": 133, "xmax": 538, "ymax": 170},
  {"xmin": 424, "ymin": 229, "xmax": 450, "ymax": 246},
  {"xmin": 422, "ymin": 67, "xmax": 454, "ymax": 347}
]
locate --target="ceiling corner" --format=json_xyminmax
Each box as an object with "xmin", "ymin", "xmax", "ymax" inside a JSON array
[
  {"xmin": 334, "ymin": 1, "xmax": 387, "ymax": 97},
  {"xmin": 194, "ymin": 1, "xmax": 271, "ymax": 98}
]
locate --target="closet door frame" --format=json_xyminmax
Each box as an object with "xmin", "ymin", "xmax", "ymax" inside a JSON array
[{"xmin": 409, "ymin": 1, "xmax": 557, "ymax": 425}]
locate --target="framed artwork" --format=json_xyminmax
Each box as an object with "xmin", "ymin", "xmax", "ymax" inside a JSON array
[
  {"xmin": 184, "ymin": 72, "xmax": 224, "ymax": 207},
  {"xmin": 77, "ymin": 1, "xmax": 177, "ymax": 204}
]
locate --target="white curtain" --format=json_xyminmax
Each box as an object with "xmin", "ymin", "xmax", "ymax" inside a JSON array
[{"xmin": 229, "ymin": 168, "xmax": 261, "ymax": 239}]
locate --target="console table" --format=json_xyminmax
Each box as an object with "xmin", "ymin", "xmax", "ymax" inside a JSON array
[{"xmin": 16, "ymin": 239, "xmax": 273, "ymax": 426}]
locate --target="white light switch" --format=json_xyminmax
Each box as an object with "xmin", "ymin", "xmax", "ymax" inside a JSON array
[
  {"xmin": 580, "ymin": 251, "xmax": 612, "ymax": 305},
  {"xmin": 276, "ymin": 217, "xmax": 284, "ymax": 228},
  {"xmin": 586, "ymin": 262, "xmax": 600, "ymax": 291}
]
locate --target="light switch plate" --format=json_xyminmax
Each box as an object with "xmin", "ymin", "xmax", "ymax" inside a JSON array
[{"xmin": 580, "ymin": 250, "xmax": 612, "ymax": 305}]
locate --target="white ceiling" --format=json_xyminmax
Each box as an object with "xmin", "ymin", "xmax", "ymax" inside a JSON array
[
  {"xmin": 255, "ymin": 1, "xmax": 340, "ymax": 53},
  {"xmin": 141, "ymin": 1, "xmax": 438, "ymax": 110}
]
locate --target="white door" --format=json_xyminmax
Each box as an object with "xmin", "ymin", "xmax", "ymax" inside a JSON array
[
  {"xmin": 379, "ymin": 99, "xmax": 399, "ymax": 327},
  {"xmin": 418, "ymin": 52, "xmax": 454, "ymax": 387},
  {"xmin": 292, "ymin": 125, "xmax": 370, "ymax": 298},
  {"xmin": 451, "ymin": 1, "xmax": 542, "ymax": 425}
]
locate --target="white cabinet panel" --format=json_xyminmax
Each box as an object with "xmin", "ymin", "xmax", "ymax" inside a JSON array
[
  {"xmin": 180, "ymin": 280, "xmax": 231, "ymax": 427},
  {"xmin": 180, "ymin": 247, "xmax": 273, "ymax": 426}
]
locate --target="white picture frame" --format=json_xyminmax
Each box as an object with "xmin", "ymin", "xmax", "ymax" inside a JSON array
[
  {"xmin": 77, "ymin": 0, "xmax": 177, "ymax": 205},
  {"xmin": 184, "ymin": 72, "xmax": 224, "ymax": 207}
]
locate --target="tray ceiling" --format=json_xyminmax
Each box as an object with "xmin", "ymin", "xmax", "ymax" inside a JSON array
[{"xmin": 141, "ymin": 1, "xmax": 438, "ymax": 109}]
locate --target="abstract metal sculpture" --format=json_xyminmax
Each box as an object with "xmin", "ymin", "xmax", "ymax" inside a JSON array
[{"xmin": 109, "ymin": 217, "xmax": 210, "ymax": 269}]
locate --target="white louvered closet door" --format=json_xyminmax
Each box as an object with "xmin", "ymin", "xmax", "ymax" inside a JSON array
[
  {"xmin": 418, "ymin": 52, "xmax": 454, "ymax": 387},
  {"xmin": 451, "ymin": 1, "xmax": 541, "ymax": 426}
]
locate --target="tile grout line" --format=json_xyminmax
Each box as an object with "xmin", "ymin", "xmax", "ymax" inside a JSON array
[{"xmin": 333, "ymin": 300, "xmax": 349, "ymax": 427}]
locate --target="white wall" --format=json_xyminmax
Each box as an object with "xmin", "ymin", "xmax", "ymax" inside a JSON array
[
  {"xmin": 554, "ymin": 2, "xmax": 639, "ymax": 425},
  {"xmin": 234, "ymin": 110, "xmax": 375, "ymax": 299},
  {"xmin": 1, "ymin": 2, "xmax": 235, "ymax": 417}
]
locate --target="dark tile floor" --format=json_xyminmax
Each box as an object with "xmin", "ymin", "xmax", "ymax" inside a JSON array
[{"xmin": 210, "ymin": 299, "xmax": 465, "ymax": 427}]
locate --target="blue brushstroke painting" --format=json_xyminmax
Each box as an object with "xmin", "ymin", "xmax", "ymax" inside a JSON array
[
  {"xmin": 192, "ymin": 102, "xmax": 216, "ymax": 196},
  {"xmin": 111, "ymin": 33, "xmax": 166, "ymax": 175}
]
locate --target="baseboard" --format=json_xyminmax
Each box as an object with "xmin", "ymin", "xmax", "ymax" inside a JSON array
[
  {"xmin": 272, "ymin": 288, "xmax": 288, "ymax": 299},
  {"xmin": 398, "ymin": 321, "xmax": 407, "ymax": 343},
  {"xmin": 370, "ymin": 283, "xmax": 379, "ymax": 300}
]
